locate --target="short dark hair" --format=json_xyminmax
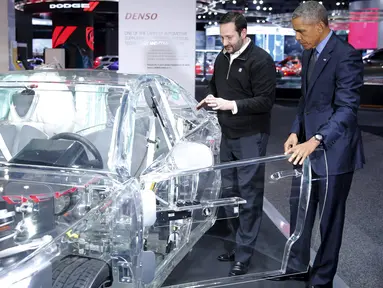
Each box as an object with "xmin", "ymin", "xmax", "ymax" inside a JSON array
[
  {"xmin": 292, "ymin": 1, "xmax": 329, "ymax": 26},
  {"xmin": 219, "ymin": 12, "xmax": 247, "ymax": 34}
]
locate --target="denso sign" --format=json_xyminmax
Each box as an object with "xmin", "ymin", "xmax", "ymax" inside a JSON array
[
  {"xmin": 49, "ymin": 3, "xmax": 90, "ymax": 9},
  {"xmin": 125, "ymin": 13, "xmax": 158, "ymax": 20}
]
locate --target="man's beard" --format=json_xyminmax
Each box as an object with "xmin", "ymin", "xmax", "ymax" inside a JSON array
[{"xmin": 226, "ymin": 38, "xmax": 244, "ymax": 54}]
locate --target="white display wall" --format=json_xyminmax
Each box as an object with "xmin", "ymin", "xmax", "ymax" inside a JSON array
[
  {"xmin": 0, "ymin": 0, "xmax": 16, "ymax": 72},
  {"xmin": 118, "ymin": 0, "xmax": 196, "ymax": 96}
]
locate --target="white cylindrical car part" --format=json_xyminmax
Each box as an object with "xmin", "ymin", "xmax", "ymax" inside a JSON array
[{"xmin": 141, "ymin": 189, "xmax": 157, "ymax": 226}]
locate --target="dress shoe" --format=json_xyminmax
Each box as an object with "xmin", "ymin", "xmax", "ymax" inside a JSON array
[
  {"xmin": 229, "ymin": 261, "xmax": 249, "ymax": 276},
  {"xmin": 217, "ymin": 251, "xmax": 235, "ymax": 262}
]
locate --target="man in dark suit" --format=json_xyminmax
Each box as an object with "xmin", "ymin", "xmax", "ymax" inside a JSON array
[{"xmin": 282, "ymin": 2, "xmax": 365, "ymax": 288}]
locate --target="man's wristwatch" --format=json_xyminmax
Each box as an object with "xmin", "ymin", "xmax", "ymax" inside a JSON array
[{"xmin": 313, "ymin": 134, "xmax": 323, "ymax": 143}]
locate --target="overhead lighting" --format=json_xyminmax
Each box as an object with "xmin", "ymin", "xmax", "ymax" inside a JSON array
[
  {"xmin": 232, "ymin": 0, "xmax": 236, "ymax": 4},
  {"xmin": 260, "ymin": 0, "xmax": 264, "ymax": 4},
  {"xmin": 269, "ymin": 7, "xmax": 272, "ymax": 11},
  {"xmin": 336, "ymin": 2, "xmax": 340, "ymax": 5},
  {"xmin": 319, "ymin": 1, "xmax": 323, "ymax": 4},
  {"xmin": 245, "ymin": 7, "xmax": 248, "ymax": 10},
  {"xmin": 256, "ymin": 6, "xmax": 260, "ymax": 10},
  {"xmin": 253, "ymin": 0, "xmax": 257, "ymax": 3},
  {"xmin": 263, "ymin": 7, "xmax": 267, "ymax": 10}
]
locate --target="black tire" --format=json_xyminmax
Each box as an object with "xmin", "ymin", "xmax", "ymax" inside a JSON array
[{"xmin": 52, "ymin": 256, "xmax": 111, "ymax": 288}]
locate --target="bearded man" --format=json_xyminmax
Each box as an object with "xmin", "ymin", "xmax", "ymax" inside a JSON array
[{"xmin": 197, "ymin": 12, "xmax": 276, "ymax": 276}]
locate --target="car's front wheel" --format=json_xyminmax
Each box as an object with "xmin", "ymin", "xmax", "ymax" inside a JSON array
[{"xmin": 52, "ymin": 256, "xmax": 111, "ymax": 288}]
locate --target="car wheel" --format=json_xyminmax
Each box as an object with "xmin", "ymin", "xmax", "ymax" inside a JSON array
[{"xmin": 52, "ymin": 256, "xmax": 111, "ymax": 288}]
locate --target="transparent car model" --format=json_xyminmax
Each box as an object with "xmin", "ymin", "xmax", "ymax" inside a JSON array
[{"xmin": 0, "ymin": 70, "xmax": 328, "ymax": 288}]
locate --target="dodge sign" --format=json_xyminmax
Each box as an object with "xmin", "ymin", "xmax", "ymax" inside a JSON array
[{"xmin": 49, "ymin": 3, "xmax": 90, "ymax": 9}]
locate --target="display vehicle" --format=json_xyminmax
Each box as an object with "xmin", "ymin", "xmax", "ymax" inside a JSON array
[
  {"xmin": 0, "ymin": 69, "xmax": 328, "ymax": 288},
  {"xmin": 275, "ymin": 56, "xmax": 302, "ymax": 78}
]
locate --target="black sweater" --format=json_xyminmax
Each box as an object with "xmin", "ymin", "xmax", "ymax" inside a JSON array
[{"xmin": 208, "ymin": 42, "xmax": 276, "ymax": 139}]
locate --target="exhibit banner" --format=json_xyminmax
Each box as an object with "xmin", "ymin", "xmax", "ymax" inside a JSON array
[
  {"xmin": 118, "ymin": 0, "xmax": 196, "ymax": 96},
  {"xmin": 0, "ymin": 0, "xmax": 16, "ymax": 72}
]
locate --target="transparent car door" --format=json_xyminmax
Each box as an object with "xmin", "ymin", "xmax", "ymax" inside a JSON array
[{"xmin": 139, "ymin": 148, "xmax": 328, "ymax": 288}]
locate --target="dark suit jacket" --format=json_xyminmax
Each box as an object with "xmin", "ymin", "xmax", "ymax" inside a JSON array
[{"xmin": 290, "ymin": 33, "xmax": 365, "ymax": 176}]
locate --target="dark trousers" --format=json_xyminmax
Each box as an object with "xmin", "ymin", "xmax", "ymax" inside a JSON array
[
  {"xmin": 289, "ymin": 169, "xmax": 354, "ymax": 287},
  {"xmin": 220, "ymin": 133, "xmax": 268, "ymax": 264}
]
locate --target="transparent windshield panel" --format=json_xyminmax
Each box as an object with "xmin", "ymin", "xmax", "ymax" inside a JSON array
[
  {"xmin": 139, "ymin": 148, "xmax": 327, "ymax": 287},
  {"xmin": 0, "ymin": 70, "xmax": 210, "ymax": 177},
  {"xmin": 142, "ymin": 76, "xmax": 207, "ymax": 131},
  {"xmin": 124, "ymin": 75, "xmax": 214, "ymax": 177},
  {"xmin": 0, "ymin": 70, "xmax": 136, "ymax": 173}
]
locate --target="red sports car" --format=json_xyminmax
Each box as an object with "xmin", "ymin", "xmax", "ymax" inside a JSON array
[{"xmin": 276, "ymin": 56, "xmax": 302, "ymax": 77}]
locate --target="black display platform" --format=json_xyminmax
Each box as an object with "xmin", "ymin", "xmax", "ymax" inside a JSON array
[{"xmin": 163, "ymin": 212, "xmax": 307, "ymax": 288}]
